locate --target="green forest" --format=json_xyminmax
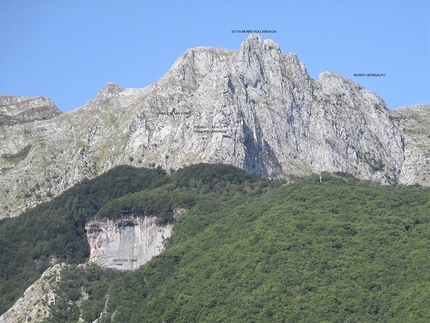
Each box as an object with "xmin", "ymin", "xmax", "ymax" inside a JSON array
[{"xmin": 1, "ymin": 164, "xmax": 430, "ymax": 322}]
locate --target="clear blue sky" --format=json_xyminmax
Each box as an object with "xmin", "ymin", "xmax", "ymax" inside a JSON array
[{"xmin": 1, "ymin": 0, "xmax": 429, "ymax": 112}]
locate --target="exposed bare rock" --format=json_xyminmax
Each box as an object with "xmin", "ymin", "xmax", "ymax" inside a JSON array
[
  {"xmin": 96, "ymin": 82, "xmax": 123, "ymax": 99},
  {"xmin": 86, "ymin": 216, "xmax": 173, "ymax": 271},
  {"xmin": 0, "ymin": 263, "xmax": 66, "ymax": 323},
  {"xmin": 0, "ymin": 95, "xmax": 61, "ymax": 126},
  {"xmin": 390, "ymin": 104, "xmax": 430, "ymax": 186},
  {"xmin": 0, "ymin": 34, "xmax": 421, "ymax": 218}
]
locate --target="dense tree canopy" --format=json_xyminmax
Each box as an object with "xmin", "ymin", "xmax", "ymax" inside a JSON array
[{"xmin": 1, "ymin": 166, "xmax": 430, "ymax": 322}]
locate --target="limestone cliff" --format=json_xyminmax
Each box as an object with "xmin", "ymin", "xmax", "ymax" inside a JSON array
[
  {"xmin": 86, "ymin": 216, "xmax": 173, "ymax": 271},
  {"xmin": 0, "ymin": 34, "xmax": 425, "ymax": 218}
]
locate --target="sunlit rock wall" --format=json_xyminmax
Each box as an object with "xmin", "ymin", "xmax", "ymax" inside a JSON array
[{"xmin": 86, "ymin": 216, "xmax": 173, "ymax": 271}]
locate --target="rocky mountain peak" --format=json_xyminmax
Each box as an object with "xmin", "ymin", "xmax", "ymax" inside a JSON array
[
  {"xmin": 319, "ymin": 72, "xmax": 383, "ymax": 102},
  {"xmin": 238, "ymin": 34, "xmax": 278, "ymax": 51},
  {"xmin": 97, "ymin": 82, "xmax": 123, "ymax": 99},
  {"xmin": 319, "ymin": 72, "xmax": 363, "ymax": 92},
  {"xmin": 237, "ymin": 34, "xmax": 283, "ymax": 60},
  {"xmin": 263, "ymin": 38, "xmax": 280, "ymax": 50},
  {"xmin": 240, "ymin": 34, "xmax": 265, "ymax": 50}
]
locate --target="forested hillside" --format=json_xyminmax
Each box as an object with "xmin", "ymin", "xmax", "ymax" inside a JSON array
[
  {"xmin": 0, "ymin": 165, "xmax": 168, "ymax": 314},
  {"xmin": 77, "ymin": 172, "xmax": 430, "ymax": 322},
  {"xmin": 0, "ymin": 164, "xmax": 269, "ymax": 315},
  {"xmin": 2, "ymin": 165, "xmax": 430, "ymax": 322}
]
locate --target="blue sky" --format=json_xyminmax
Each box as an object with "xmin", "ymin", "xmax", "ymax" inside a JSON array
[{"xmin": 1, "ymin": 0, "xmax": 429, "ymax": 112}]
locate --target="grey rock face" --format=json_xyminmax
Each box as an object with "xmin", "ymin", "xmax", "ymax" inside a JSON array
[
  {"xmin": 390, "ymin": 104, "xmax": 430, "ymax": 186},
  {"xmin": 86, "ymin": 216, "xmax": 173, "ymax": 271},
  {"xmin": 0, "ymin": 34, "xmax": 416, "ymax": 218},
  {"xmin": 0, "ymin": 95, "xmax": 61, "ymax": 126},
  {"xmin": 0, "ymin": 263, "xmax": 66, "ymax": 323}
]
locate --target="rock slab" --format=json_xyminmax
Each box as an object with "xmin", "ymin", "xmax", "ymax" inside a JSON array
[{"xmin": 86, "ymin": 216, "xmax": 173, "ymax": 271}]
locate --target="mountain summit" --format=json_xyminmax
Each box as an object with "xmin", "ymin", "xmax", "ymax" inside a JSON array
[{"xmin": 0, "ymin": 34, "xmax": 428, "ymax": 217}]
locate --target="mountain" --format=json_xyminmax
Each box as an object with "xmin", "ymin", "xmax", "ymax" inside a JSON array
[{"xmin": 0, "ymin": 34, "xmax": 428, "ymax": 218}]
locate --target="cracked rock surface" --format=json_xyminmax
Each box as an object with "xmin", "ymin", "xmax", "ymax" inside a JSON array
[{"xmin": 1, "ymin": 34, "xmax": 424, "ymax": 218}]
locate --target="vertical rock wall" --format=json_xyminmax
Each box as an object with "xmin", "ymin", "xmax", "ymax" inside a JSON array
[{"xmin": 86, "ymin": 216, "xmax": 173, "ymax": 271}]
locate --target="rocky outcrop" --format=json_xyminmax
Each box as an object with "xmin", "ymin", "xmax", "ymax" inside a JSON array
[
  {"xmin": 390, "ymin": 104, "xmax": 430, "ymax": 186},
  {"xmin": 0, "ymin": 263, "xmax": 66, "ymax": 323},
  {"xmin": 86, "ymin": 216, "xmax": 173, "ymax": 271},
  {"xmin": 0, "ymin": 95, "xmax": 61, "ymax": 126},
  {"xmin": 0, "ymin": 34, "xmax": 425, "ymax": 218}
]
